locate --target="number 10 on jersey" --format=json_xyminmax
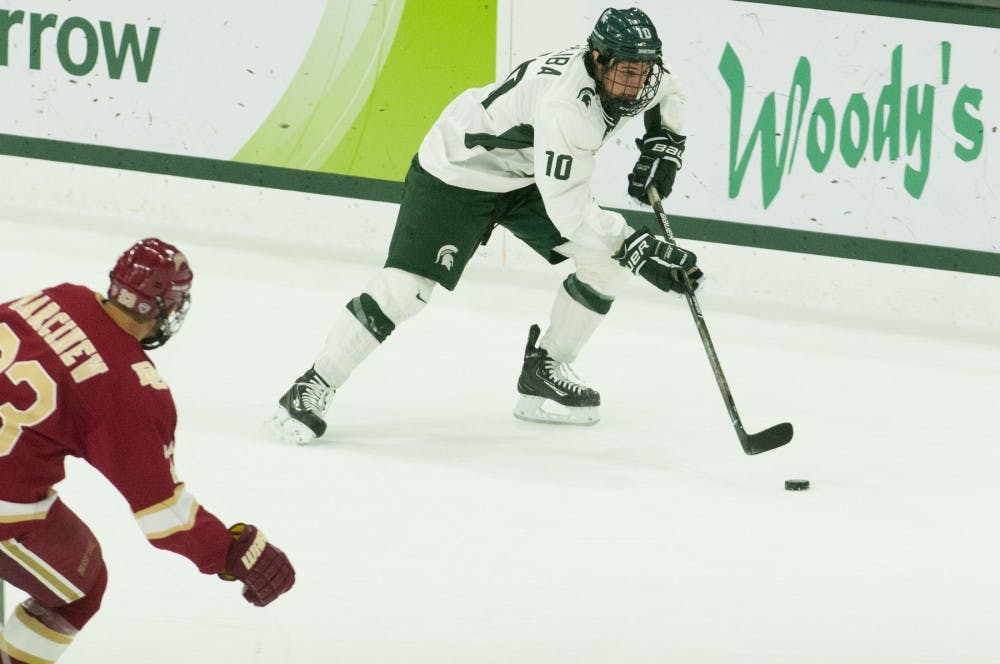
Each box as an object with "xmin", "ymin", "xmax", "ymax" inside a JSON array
[{"xmin": 544, "ymin": 151, "xmax": 573, "ymax": 181}]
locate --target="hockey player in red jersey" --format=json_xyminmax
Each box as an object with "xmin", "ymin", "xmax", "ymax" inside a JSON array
[{"xmin": 0, "ymin": 238, "xmax": 295, "ymax": 663}]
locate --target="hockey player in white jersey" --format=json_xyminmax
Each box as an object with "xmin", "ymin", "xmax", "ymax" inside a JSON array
[{"xmin": 273, "ymin": 7, "xmax": 703, "ymax": 442}]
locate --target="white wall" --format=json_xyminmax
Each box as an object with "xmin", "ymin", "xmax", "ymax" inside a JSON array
[
  {"xmin": 3, "ymin": 1, "xmax": 997, "ymax": 254},
  {"xmin": 2, "ymin": 1, "xmax": 998, "ymax": 343}
]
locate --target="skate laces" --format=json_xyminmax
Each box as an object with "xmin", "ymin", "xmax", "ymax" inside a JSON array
[
  {"xmin": 544, "ymin": 358, "xmax": 591, "ymax": 395},
  {"xmin": 297, "ymin": 375, "xmax": 332, "ymax": 415}
]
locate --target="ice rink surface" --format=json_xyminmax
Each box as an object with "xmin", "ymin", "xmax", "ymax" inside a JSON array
[{"xmin": 2, "ymin": 218, "xmax": 999, "ymax": 663}]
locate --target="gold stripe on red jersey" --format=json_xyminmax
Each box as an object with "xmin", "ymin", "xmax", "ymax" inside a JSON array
[
  {"xmin": 133, "ymin": 484, "xmax": 200, "ymax": 540},
  {"xmin": 0, "ymin": 540, "xmax": 83, "ymax": 603},
  {"xmin": 0, "ymin": 493, "xmax": 57, "ymax": 524}
]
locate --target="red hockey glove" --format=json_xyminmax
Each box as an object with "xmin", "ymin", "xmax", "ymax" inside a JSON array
[{"xmin": 219, "ymin": 523, "xmax": 295, "ymax": 607}]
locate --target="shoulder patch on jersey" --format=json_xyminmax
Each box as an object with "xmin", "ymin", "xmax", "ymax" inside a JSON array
[
  {"xmin": 577, "ymin": 87, "xmax": 597, "ymax": 109},
  {"xmin": 132, "ymin": 361, "xmax": 168, "ymax": 390}
]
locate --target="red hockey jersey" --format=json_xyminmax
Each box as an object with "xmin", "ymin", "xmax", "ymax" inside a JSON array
[{"xmin": 0, "ymin": 283, "xmax": 231, "ymax": 574}]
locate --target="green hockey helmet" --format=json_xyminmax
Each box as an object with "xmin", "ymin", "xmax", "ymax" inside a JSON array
[
  {"xmin": 586, "ymin": 8, "xmax": 664, "ymax": 118},
  {"xmin": 588, "ymin": 7, "xmax": 662, "ymax": 64}
]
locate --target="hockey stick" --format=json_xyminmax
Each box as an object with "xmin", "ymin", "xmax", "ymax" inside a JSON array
[{"xmin": 647, "ymin": 186, "xmax": 793, "ymax": 455}]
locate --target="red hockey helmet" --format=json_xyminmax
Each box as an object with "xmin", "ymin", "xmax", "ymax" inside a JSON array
[{"xmin": 108, "ymin": 238, "xmax": 193, "ymax": 349}]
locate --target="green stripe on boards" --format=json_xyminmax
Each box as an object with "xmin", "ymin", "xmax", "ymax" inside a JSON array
[
  {"xmin": 1, "ymin": 133, "xmax": 997, "ymax": 277},
  {"xmin": 617, "ymin": 209, "xmax": 1000, "ymax": 278},
  {"xmin": 731, "ymin": 0, "xmax": 1000, "ymax": 29},
  {"xmin": 0, "ymin": 133, "xmax": 403, "ymax": 203}
]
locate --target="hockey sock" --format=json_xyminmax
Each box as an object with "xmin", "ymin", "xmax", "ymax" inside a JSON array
[
  {"xmin": 0, "ymin": 600, "xmax": 78, "ymax": 664},
  {"xmin": 538, "ymin": 274, "xmax": 612, "ymax": 363},
  {"xmin": 313, "ymin": 269, "xmax": 436, "ymax": 388},
  {"xmin": 313, "ymin": 298, "xmax": 384, "ymax": 388}
]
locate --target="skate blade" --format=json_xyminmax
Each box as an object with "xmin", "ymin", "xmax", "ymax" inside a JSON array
[
  {"xmin": 268, "ymin": 407, "xmax": 319, "ymax": 445},
  {"xmin": 513, "ymin": 395, "xmax": 600, "ymax": 426}
]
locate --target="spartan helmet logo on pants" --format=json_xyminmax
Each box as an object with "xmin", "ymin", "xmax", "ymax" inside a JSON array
[{"xmin": 435, "ymin": 245, "xmax": 458, "ymax": 270}]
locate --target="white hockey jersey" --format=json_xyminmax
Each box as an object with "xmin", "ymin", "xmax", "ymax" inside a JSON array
[{"xmin": 418, "ymin": 45, "xmax": 686, "ymax": 254}]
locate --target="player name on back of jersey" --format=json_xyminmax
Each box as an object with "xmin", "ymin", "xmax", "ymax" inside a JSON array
[{"xmin": 7, "ymin": 291, "xmax": 110, "ymax": 383}]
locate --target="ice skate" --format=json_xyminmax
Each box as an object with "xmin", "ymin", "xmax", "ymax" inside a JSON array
[
  {"xmin": 271, "ymin": 367, "xmax": 334, "ymax": 444},
  {"xmin": 514, "ymin": 324, "xmax": 600, "ymax": 425}
]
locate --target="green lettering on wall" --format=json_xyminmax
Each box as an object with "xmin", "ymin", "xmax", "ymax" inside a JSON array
[
  {"xmin": 840, "ymin": 93, "xmax": 870, "ymax": 167},
  {"xmin": 0, "ymin": 10, "xmax": 25, "ymax": 67},
  {"xmin": 100, "ymin": 22, "xmax": 159, "ymax": 82},
  {"xmin": 57, "ymin": 17, "xmax": 99, "ymax": 76},
  {"xmin": 904, "ymin": 83, "xmax": 934, "ymax": 197},
  {"xmin": 952, "ymin": 85, "xmax": 983, "ymax": 161},
  {"xmin": 718, "ymin": 42, "xmax": 811, "ymax": 208},
  {"xmin": 872, "ymin": 45, "xmax": 902, "ymax": 161},
  {"xmin": 720, "ymin": 41, "xmax": 987, "ymax": 206},
  {"xmin": 0, "ymin": 9, "xmax": 158, "ymax": 81},
  {"xmin": 806, "ymin": 98, "xmax": 836, "ymax": 172},
  {"xmin": 29, "ymin": 12, "xmax": 57, "ymax": 70}
]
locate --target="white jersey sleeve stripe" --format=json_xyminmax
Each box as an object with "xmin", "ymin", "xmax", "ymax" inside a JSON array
[
  {"xmin": 133, "ymin": 484, "xmax": 200, "ymax": 541},
  {"xmin": 0, "ymin": 492, "xmax": 58, "ymax": 524}
]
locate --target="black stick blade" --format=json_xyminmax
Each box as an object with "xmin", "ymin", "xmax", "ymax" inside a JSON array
[{"xmin": 742, "ymin": 422, "xmax": 794, "ymax": 455}]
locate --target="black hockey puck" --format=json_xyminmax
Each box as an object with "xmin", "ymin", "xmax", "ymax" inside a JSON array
[{"xmin": 785, "ymin": 479, "xmax": 810, "ymax": 491}]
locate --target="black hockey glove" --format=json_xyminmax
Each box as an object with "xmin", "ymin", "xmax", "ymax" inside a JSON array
[
  {"xmin": 627, "ymin": 128, "xmax": 686, "ymax": 202},
  {"xmin": 614, "ymin": 230, "xmax": 703, "ymax": 295}
]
